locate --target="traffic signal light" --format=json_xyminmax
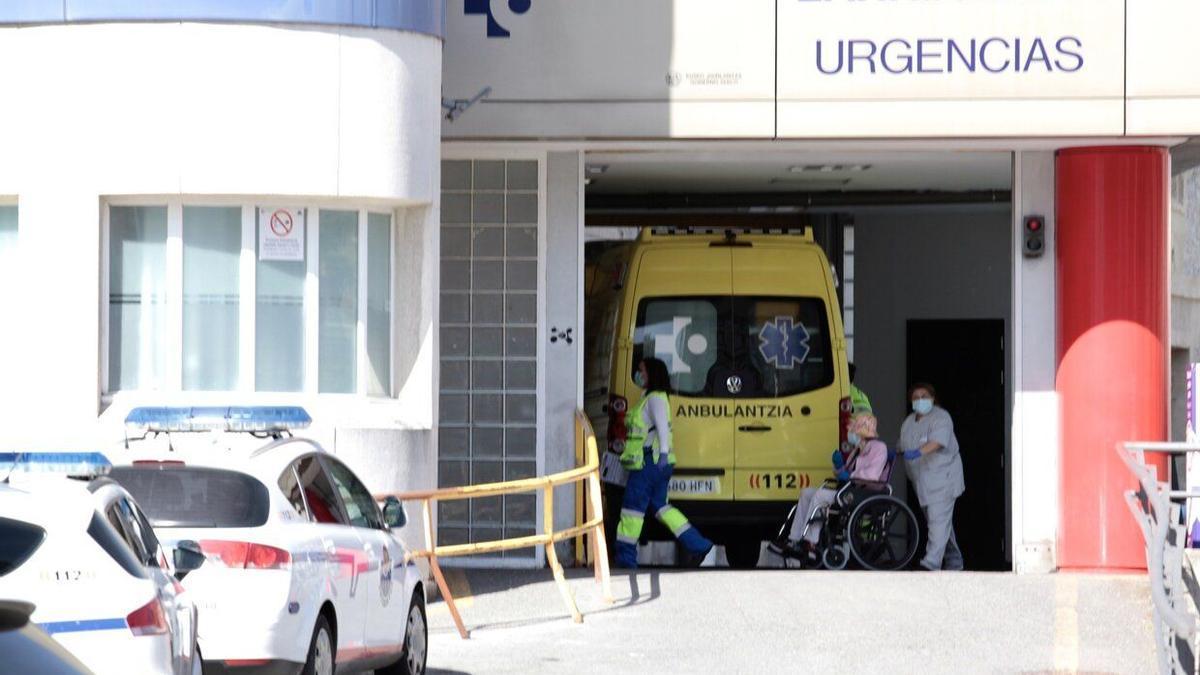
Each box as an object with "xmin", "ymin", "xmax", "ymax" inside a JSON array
[{"xmin": 1023, "ymin": 215, "xmax": 1045, "ymax": 258}]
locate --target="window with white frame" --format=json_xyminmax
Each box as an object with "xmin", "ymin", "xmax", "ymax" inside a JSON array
[{"xmin": 104, "ymin": 202, "xmax": 393, "ymax": 396}]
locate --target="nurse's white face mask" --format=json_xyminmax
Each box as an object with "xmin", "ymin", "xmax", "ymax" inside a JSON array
[{"xmin": 912, "ymin": 398, "xmax": 934, "ymax": 415}]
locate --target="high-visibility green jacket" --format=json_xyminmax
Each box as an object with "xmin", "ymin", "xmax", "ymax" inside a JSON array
[
  {"xmin": 621, "ymin": 391, "xmax": 675, "ymax": 471},
  {"xmin": 850, "ymin": 384, "xmax": 873, "ymax": 413}
]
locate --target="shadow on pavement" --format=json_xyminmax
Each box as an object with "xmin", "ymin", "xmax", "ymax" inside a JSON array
[
  {"xmin": 429, "ymin": 567, "xmax": 678, "ymax": 604},
  {"xmin": 428, "ymin": 569, "xmax": 668, "ymax": 636}
]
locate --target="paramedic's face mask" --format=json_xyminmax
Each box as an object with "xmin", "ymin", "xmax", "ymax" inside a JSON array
[
  {"xmin": 635, "ymin": 364, "xmax": 648, "ymax": 389},
  {"xmin": 847, "ymin": 432, "xmax": 861, "ymax": 446}
]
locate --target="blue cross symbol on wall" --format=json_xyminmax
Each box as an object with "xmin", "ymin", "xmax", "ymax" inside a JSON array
[
  {"xmin": 758, "ymin": 316, "xmax": 811, "ymax": 370},
  {"xmin": 465, "ymin": 0, "xmax": 532, "ymax": 38}
]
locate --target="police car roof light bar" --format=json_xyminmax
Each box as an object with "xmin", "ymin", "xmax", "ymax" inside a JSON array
[
  {"xmin": 124, "ymin": 406, "xmax": 312, "ymax": 435},
  {"xmin": 0, "ymin": 452, "xmax": 113, "ymax": 482}
]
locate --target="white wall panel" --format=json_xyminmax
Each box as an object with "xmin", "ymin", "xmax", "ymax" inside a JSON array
[
  {"xmin": 777, "ymin": 0, "xmax": 1124, "ymax": 138},
  {"xmin": 1127, "ymin": 1, "xmax": 1200, "ymax": 135},
  {"xmin": 442, "ymin": 0, "xmax": 775, "ymax": 139}
]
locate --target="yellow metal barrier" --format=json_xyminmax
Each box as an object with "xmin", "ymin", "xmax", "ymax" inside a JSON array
[{"xmin": 376, "ymin": 410, "xmax": 614, "ymax": 639}]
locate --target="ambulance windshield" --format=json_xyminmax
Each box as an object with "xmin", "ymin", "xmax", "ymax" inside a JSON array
[{"xmin": 632, "ymin": 296, "xmax": 834, "ymax": 398}]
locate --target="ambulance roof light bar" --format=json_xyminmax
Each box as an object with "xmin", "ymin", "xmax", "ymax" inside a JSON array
[
  {"xmin": 124, "ymin": 406, "xmax": 312, "ymax": 436},
  {"xmin": 0, "ymin": 452, "xmax": 113, "ymax": 483},
  {"xmin": 644, "ymin": 226, "xmax": 812, "ymax": 240}
]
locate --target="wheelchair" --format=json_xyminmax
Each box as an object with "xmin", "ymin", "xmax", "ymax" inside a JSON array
[{"xmin": 773, "ymin": 450, "xmax": 920, "ymax": 571}]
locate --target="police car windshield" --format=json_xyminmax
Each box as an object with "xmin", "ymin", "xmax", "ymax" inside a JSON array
[
  {"xmin": 632, "ymin": 296, "xmax": 834, "ymax": 398},
  {"xmin": 110, "ymin": 467, "xmax": 269, "ymax": 528}
]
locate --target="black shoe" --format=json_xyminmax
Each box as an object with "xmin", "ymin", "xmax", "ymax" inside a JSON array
[
  {"xmin": 798, "ymin": 542, "xmax": 821, "ymax": 568},
  {"xmin": 766, "ymin": 536, "xmax": 791, "ymax": 556}
]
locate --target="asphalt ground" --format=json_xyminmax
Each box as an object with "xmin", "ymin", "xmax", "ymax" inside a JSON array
[{"xmin": 424, "ymin": 566, "xmax": 1156, "ymax": 675}]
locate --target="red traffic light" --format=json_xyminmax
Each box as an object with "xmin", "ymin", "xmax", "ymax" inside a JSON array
[{"xmin": 1026, "ymin": 216, "xmax": 1043, "ymax": 232}]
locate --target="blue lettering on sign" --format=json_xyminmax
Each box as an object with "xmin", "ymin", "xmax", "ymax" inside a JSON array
[
  {"xmin": 816, "ymin": 36, "xmax": 1084, "ymax": 75},
  {"xmin": 758, "ymin": 317, "xmax": 811, "ymax": 370},
  {"xmin": 466, "ymin": 0, "xmax": 531, "ymax": 38}
]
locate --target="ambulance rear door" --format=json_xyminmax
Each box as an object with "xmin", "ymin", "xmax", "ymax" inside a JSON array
[
  {"xmin": 730, "ymin": 243, "xmax": 843, "ymax": 501},
  {"xmin": 627, "ymin": 243, "xmax": 735, "ymax": 503}
]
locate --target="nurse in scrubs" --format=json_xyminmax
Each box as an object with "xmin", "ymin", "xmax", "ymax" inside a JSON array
[{"xmin": 899, "ymin": 382, "xmax": 965, "ymax": 571}]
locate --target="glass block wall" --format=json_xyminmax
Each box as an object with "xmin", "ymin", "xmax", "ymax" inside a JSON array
[{"xmin": 439, "ymin": 160, "xmax": 540, "ymax": 558}]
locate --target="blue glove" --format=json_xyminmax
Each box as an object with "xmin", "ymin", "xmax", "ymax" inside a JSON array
[
  {"xmin": 831, "ymin": 450, "xmax": 846, "ymax": 469},
  {"xmin": 835, "ymin": 469, "xmax": 850, "ymax": 482},
  {"xmin": 903, "ymin": 449, "xmax": 922, "ymax": 461},
  {"xmin": 657, "ymin": 452, "xmax": 670, "ymax": 469}
]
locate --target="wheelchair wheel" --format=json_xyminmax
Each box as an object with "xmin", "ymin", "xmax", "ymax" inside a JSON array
[
  {"xmin": 822, "ymin": 544, "xmax": 848, "ymax": 570},
  {"xmin": 846, "ymin": 495, "xmax": 919, "ymax": 571}
]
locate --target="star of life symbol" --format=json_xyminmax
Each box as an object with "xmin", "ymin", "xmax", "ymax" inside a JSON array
[{"xmin": 758, "ymin": 316, "xmax": 811, "ymax": 369}]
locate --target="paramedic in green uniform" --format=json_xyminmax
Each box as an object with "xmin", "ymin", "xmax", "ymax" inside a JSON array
[
  {"xmin": 849, "ymin": 362, "xmax": 872, "ymax": 413},
  {"xmin": 614, "ymin": 357, "xmax": 714, "ymax": 568}
]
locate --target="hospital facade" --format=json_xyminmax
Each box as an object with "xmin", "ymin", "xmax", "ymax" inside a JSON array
[{"xmin": 1, "ymin": 0, "xmax": 1199, "ymax": 572}]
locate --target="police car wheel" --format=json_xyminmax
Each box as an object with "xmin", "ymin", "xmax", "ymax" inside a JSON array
[
  {"xmin": 302, "ymin": 616, "xmax": 336, "ymax": 675},
  {"xmin": 377, "ymin": 593, "xmax": 427, "ymax": 675},
  {"xmin": 402, "ymin": 597, "xmax": 427, "ymax": 675}
]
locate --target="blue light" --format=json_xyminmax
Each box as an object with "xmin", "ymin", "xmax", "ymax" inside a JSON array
[
  {"xmin": 124, "ymin": 406, "xmax": 312, "ymax": 433},
  {"xmin": 0, "ymin": 452, "xmax": 113, "ymax": 477}
]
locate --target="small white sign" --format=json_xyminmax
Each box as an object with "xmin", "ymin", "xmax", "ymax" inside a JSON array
[
  {"xmin": 600, "ymin": 452, "xmax": 629, "ymax": 487},
  {"xmin": 258, "ymin": 207, "xmax": 305, "ymax": 262}
]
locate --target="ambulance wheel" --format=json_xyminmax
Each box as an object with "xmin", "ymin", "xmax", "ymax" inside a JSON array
[{"xmin": 724, "ymin": 539, "xmax": 761, "ymax": 569}]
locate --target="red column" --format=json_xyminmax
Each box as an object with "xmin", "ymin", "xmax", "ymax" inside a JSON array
[{"xmin": 1057, "ymin": 146, "xmax": 1168, "ymax": 569}]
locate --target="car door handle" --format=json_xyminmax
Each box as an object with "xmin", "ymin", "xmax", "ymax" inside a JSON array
[{"xmin": 738, "ymin": 425, "xmax": 772, "ymax": 432}]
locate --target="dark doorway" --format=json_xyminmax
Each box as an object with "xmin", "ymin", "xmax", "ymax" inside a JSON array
[{"xmin": 906, "ymin": 319, "xmax": 1007, "ymax": 571}]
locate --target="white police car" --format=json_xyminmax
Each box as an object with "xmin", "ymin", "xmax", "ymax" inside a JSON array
[
  {"xmin": 0, "ymin": 452, "xmax": 201, "ymax": 675},
  {"xmin": 109, "ymin": 407, "xmax": 426, "ymax": 675}
]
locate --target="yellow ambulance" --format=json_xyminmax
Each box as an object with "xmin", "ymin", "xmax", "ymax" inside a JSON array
[{"xmin": 586, "ymin": 227, "xmax": 850, "ymax": 567}]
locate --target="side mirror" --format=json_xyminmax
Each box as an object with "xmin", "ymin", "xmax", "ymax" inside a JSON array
[
  {"xmin": 173, "ymin": 540, "xmax": 206, "ymax": 579},
  {"xmin": 383, "ymin": 496, "xmax": 407, "ymax": 529}
]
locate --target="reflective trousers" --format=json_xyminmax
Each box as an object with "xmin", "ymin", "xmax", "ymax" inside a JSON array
[{"xmin": 615, "ymin": 452, "xmax": 712, "ymax": 568}]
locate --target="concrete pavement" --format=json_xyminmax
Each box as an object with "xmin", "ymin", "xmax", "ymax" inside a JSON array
[{"xmin": 425, "ymin": 567, "xmax": 1156, "ymax": 674}]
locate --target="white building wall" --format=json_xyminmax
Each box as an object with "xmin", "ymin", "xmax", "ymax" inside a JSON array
[
  {"xmin": 544, "ymin": 151, "xmax": 584, "ymax": 562},
  {"xmin": 0, "ymin": 22, "xmax": 442, "ymax": 514},
  {"xmin": 1012, "ymin": 151, "xmax": 1059, "ymax": 573}
]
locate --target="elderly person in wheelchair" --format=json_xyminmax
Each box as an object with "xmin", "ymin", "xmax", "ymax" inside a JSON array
[{"xmin": 768, "ymin": 412, "xmax": 919, "ymax": 570}]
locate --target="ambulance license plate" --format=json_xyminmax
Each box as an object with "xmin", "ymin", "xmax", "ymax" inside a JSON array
[{"xmin": 668, "ymin": 477, "xmax": 720, "ymax": 495}]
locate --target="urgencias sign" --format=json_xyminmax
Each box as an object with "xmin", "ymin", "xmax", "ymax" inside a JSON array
[{"xmin": 814, "ymin": 36, "xmax": 1084, "ymax": 76}]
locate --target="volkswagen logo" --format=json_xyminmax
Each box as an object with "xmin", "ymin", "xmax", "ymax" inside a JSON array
[{"xmin": 726, "ymin": 376, "xmax": 743, "ymax": 394}]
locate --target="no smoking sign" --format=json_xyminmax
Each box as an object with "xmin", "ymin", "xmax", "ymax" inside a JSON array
[{"xmin": 258, "ymin": 207, "xmax": 305, "ymax": 262}]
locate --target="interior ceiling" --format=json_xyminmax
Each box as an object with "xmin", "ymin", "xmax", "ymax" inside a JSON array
[{"xmin": 583, "ymin": 151, "xmax": 1012, "ymax": 195}]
